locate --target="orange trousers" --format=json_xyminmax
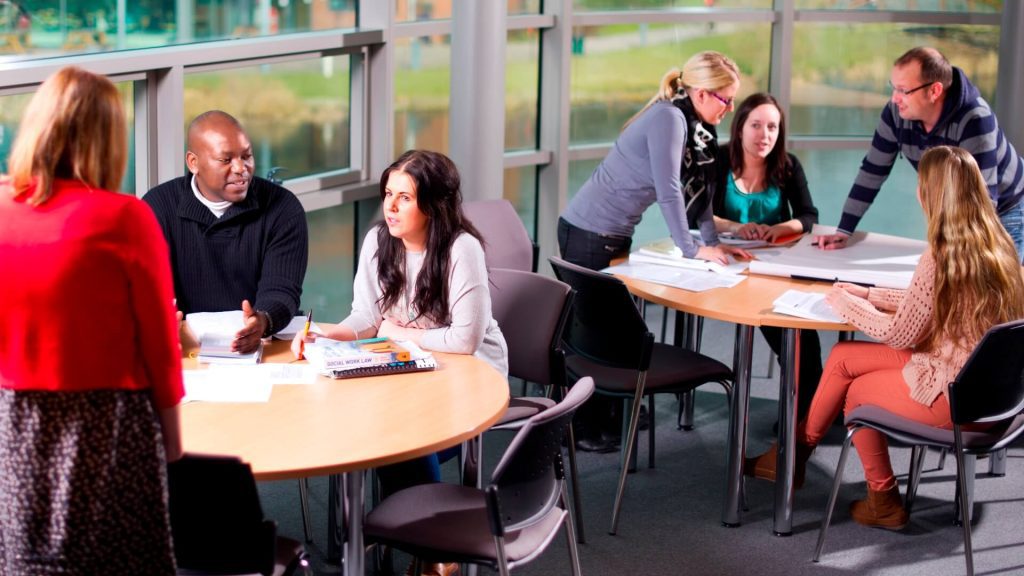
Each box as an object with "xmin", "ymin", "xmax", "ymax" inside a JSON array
[{"xmin": 799, "ymin": 341, "xmax": 951, "ymax": 492}]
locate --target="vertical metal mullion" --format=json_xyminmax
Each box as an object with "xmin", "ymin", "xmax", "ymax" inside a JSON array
[{"xmin": 770, "ymin": 0, "xmax": 794, "ymax": 116}]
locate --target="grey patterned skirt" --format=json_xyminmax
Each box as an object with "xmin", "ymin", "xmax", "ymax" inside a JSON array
[{"xmin": 0, "ymin": 388, "xmax": 175, "ymax": 575}]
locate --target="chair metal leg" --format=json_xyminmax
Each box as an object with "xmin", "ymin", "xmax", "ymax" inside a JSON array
[
  {"xmin": 813, "ymin": 427, "xmax": 856, "ymax": 562},
  {"xmin": 647, "ymin": 394, "xmax": 655, "ymax": 469},
  {"xmin": 954, "ymin": 453, "xmax": 977, "ymax": 526},
  {"xmin": 660, "ymin": 305, "xmax": 669, "ymax": 343},
  {"xmin": 936, "ymin": 447, "xmax": 948, "ymax": 471},
  {"xmin": 564, "ymin": 417, "xmax": 586, "ymax": 544},
  {"xmin": 494, "ymin": 535, "xmax": 511, "ymax": 576},
  {"xmin": 610, "ymin": 373, "xmax": 647, "ymax": 535},
  {"xmin": 297, "ymin": 478, "xmax": 313, "ymax": 543},
  {"xmin": 622, "ymin": 398, "xmax": 638, "ymax": 473},
  {"xmin": 461, "ymin": 436, "xmax": 483, "ymax": 488},
  {"xmin": 765, "ymin": 350, "xmax": 776, "ymax": 379},
  {"xmin": 954, "ymin": 428, "xmax": 975, "ymax": 576},
  {"xmin": 905, "ymin": 445, "xmax": 927, "ymax": 515},
  {"xmin": 678, "ymin": 390, "xmax": 695, "ymax": 430},
  {"xmin": 561, "ymin": 480, "xmax": 583, "ymax": 576},
  {"xmin": 989, "ymin": 447, "xmax": 1007, "ymax": 476}
]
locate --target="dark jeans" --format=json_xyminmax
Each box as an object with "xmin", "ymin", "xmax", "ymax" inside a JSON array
[
  {"xmin": 557, "ymin": 218, "xmax": 633, "ymax": 440},
  {"xmin": 760, "ymin": 326, "xmax": 823, "ymax": 422},
  {"xmin": 557, "ymin": 217, "xmax": 632, "ymax": 271}
]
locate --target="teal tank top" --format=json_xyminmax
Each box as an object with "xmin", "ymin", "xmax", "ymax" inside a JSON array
[{"xmin": 723, "ymin": 173, "xmax": 783, "ymax": 225}]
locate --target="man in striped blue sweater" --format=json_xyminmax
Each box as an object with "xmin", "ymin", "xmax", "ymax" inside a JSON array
[{"xmin": 815, "ymin": 47, "xmax": 1024, "ymax": 260}]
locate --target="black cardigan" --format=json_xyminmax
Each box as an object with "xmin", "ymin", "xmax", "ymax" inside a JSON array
[
  {"xmin": 142, "ymin": 175, "xmax": 308, "ymax": 335},
  {"xmin": 713, "ymin": 149, "xmax": 818, "ymax": 233}
]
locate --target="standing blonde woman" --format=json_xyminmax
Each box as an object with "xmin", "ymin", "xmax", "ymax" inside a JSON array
[
  {"xmin": 745, "ymin": 146, "xmax": 1024, "ymax": 530},
  {"xmin": 0, "ymin": 67, "xmax": 183, "ymax": 574},
  {"xmin": 559, "ymin": 50, "xmax": 752, "ymax": 271},
  {"xmin": 558, "ymin": 51, "xmax": 751, "ymax": 452}
]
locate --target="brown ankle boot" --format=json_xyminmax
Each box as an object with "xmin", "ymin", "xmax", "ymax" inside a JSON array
[
  {"xmin": 849, "ymin": 485, "xmax": 908, "ymax": 531},
  {"xmin": 743, "ymin": 441, "xmax": 814, "ymax": 489}
]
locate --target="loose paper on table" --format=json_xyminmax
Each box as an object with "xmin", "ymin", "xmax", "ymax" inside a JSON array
[{"xmin": 748, "ymin": 225, "xmax": 925, "ymax": 289}]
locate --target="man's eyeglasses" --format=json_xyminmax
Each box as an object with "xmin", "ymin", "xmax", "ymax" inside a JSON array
[
  {"xmin": 706, "ymin": 90, "xmax": 734, "ymax": 107},
  {"xmin": 889, "ymin": 80, "xmax": 934, "ymax": 97}
]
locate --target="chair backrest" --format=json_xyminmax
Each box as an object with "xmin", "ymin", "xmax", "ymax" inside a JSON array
[
  {"xmin": 548, "ymin": 256, "xmax": 654, "ymax": 371},
  {"xmin": 463, "ymin": 199, "xmax": 537, "ymax": 272},
  {"xmin": 949, "ymin": 319, "xmax": 1024, "ymax": 425},
  {"xmin": 487, "ymin": 376, "xmax": 595, "ymax": 535},
  {"xmin": 168, "ymin": 454, "xmax": 277, "ymax": 575},
  {"xmin": 488, "ymin": 267, "xmax": 573, "ymax": 386}
]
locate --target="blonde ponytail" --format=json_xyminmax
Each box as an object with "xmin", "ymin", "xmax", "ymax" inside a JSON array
[{"xmin": 623, "ymin": 51, "xmax": 739, "ymax": 130}]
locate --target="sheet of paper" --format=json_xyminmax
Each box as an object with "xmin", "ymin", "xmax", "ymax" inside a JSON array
[
  {"xmin": 604, "ymin": 262, "xmax": 745, "ymax": 292},
  {"xmin": 273, "ymin": 316, "xmax": 323, "ymax": 340},
  {"xmin": 772, "ymin": 290, "xmax": 844, "ymax": 323},
  {"xmin": 749, "ymin": 225, "xmax": 926, "ymax": 289},
  {"xmin": 181, "ymin": 369, "xmax": 273, "ymax": 403},
  {"xmin": 185, "ymin": 310, "xmax": 245, "ymax": 340},
  {"xmin": 629, "ymin": 251, "xmax": 750, "ymax": 275}
]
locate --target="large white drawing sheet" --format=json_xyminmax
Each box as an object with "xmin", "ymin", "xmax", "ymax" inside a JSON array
[{"xmin": 748, "ymin": 225, "xmax": 926, "ymax": 289}]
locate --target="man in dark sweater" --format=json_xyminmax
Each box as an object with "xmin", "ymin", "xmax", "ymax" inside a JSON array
[
  {"xmin": 143, "ymin": 110, "xmax": 308, "ymax": 353},
  {"xmin": 815, "ymin": 47, "xmax": 1024, "ymax": 259}
]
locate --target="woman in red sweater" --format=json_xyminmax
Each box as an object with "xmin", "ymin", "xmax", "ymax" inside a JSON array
[
  {"xmin": 0, "ymin": 67, "xmax": 184, "ymax": 574},
  {"xmin": 744, "ymin": 145, "xmax": 1024, "ymax": 530}
]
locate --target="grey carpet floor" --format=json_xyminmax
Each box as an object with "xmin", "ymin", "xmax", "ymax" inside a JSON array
[{"xmin": 257, "ymin": 311, "xmax": 1024, "ymax": 576}]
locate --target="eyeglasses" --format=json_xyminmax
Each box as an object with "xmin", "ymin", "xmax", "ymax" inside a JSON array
[
  {"xmin": 889, "ymin": 80, "xmax": 934, "ymax": 97},
  {"xmin": 706, "ymin": 90, "xmax": 734, "ymax": 107}
]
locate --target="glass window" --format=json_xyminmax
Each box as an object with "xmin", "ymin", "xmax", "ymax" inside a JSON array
[
  {"xmin": 185, "ymin": 55, "xmax": 351, "ymax": 180},
  {"xmin": 302, "ymin": 201, "xmax": 357, "ymax": 322},
  {"xmin": 506, "ymin": 28, "xmax": 540, "ymax": 151},
  {"xmin": 508, "ymin": 0, "xmax": 541, "ymax": 14},
  {"xmin": 789, "ymin": 23, "xmax": 999, "ymax": 136},
  {"xmin": 795, "ymin": 0, "xmax": 1000, "ymax": 12},
  {"xmin": 574, "ymin": 1, "xmax": 772, "ymax": 11},
  {"xmin": 395, "ymin": 0, "xmax": 452, "ymax": 22},
  {"xmin": 0, "ymin": 81, "xmax": 136, "ymax": 194},
  {"xmin": 0, "ymin": 1, "xmax": 357, "ymax": 61},
  {"xmin": 394, "ymin": 35, "xmax": 452, "ymax": 157},
  {"xmin": 504, "ymin": 166, "xmax": 538, "ymax": 239},
  {"xmin": 569, "ymin": 23, "xmax": 771, "ymax": 145},
  {"xmin": 792, "ymin": 148, "xmax": 925, "ymax": 239}
]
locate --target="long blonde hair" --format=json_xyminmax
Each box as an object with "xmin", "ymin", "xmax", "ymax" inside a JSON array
[
  {"xmin": 6, "ymin": 66, "xmax": 126, "ymax": 205},
  {"xmin": 624, "ymin": 50, "xmax": 740, "ymax": 129},
  {"xmin": 917, "ymin": 146, "xmax": 1024, "ymax": 352}
]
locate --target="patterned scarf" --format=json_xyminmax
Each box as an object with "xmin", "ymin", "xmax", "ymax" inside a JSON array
[{"xmin": 671, "ymin": 91, "xmax": 719, "ymax": 223}]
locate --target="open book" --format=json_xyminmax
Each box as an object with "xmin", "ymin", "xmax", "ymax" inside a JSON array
[{"xmin": 771, "ymin": 290, "xmax": 844, "ymax": 324}]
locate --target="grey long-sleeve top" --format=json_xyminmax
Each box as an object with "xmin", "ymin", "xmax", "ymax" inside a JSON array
[
  {"xmin": 560, "ymin": 100, "xmax": 719, "ymax": 258},
  {"xmin": 341, "ymin": 228, "xmax": 508, "ymax": 377}
]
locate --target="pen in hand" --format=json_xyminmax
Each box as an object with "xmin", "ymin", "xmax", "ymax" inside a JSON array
[{"xmin": 299, "ymin": 308, "xmax": 313, "ymax": 358}]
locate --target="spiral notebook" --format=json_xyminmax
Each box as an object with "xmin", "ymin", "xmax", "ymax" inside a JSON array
[
  {"xmin": 326, "ymin": 356, "xmax": 438, "ymax": 379},
  {"xmin": 322, "ymin": 339, "xmax": 437, "ymax": 379}
]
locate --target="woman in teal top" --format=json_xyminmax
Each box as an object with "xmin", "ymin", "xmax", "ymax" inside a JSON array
[{"xmin": 714, "ymin": 92, "xmax": 822, "ymax": 423}]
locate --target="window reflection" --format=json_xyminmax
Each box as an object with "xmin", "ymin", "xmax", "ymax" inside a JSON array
[
  {"xmin": 504, "ymin": 166, "xmax": 538, "ymax": 239},
  {"xmin": 789, "ymin": 23, "xmax": 999, "ymax": 136},
  {"xmin": 569, "ymin": 23, "xmax": 771, "ymax": 145},
  {"xmin": 185, "ymin": 56, "xmax": 351, "ymax": 180},
  {"xmin": 506, "ymin": 28, "xmax": 539, "ymax": 151},
  {"xmin": 0, "ymin": 0, "xmax": 357, "ymax": 60},
  {"xmin": 394, "ymin": 35, "xmax": 452, "ymax": 157},
  {"xmin": 0, "ymin": 81, "xmax": 136, "ymax": 194}
]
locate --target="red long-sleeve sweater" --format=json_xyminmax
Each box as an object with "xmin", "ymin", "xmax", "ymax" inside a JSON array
[{"xmin": 0, "ymin": 179, "xmax": 183, "ymax": 409}]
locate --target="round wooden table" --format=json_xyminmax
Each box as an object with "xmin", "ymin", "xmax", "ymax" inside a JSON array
[
  {"xmin": 181, "ymin": 341, "xmax": 510, "ymax": 575},
  {"xmin": 616, "ymin": 272, "xmax": 850, "ymax": 535}
]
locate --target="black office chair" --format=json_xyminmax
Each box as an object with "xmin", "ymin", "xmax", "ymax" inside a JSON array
[
  {"xmin": 364, "ymin": 377, "xmax": 595, "ymax": 576},
  {"xmin": 168, "ymin": 454, "xmax": 310, "ymax": 576},
  {"xmin": 549, "ymin": 256, "xmax": 735, "ymax": 535},
  {"xmin": 482, "ymin": 267, "xmax": 585, "ymax": 541},
  {"xmin": 814, "ymin": 320, "xmax": 1024, "ymax": 576}
]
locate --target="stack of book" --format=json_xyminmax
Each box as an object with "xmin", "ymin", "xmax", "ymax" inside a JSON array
[
  {"xmin": 303, "ymin": 337, "xmax": 437, "ymax": 379},
  {"xmin": 196, "ymin": 335, "xmax": 263, "ymax": 365}
]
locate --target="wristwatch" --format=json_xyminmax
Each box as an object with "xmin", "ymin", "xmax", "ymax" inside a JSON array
[{"xmin": 257, "ymin": 310, "xmax": 273, "ymax": 338}]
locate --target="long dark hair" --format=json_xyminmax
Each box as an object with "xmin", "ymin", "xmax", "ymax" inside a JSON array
[
  {"xmin": 375, "ymin": 150, "xmax": 484, "ymax": 325},
  {"xmin": 728, "ymin": 92, "xmax": 790, "ymax": 188}
]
